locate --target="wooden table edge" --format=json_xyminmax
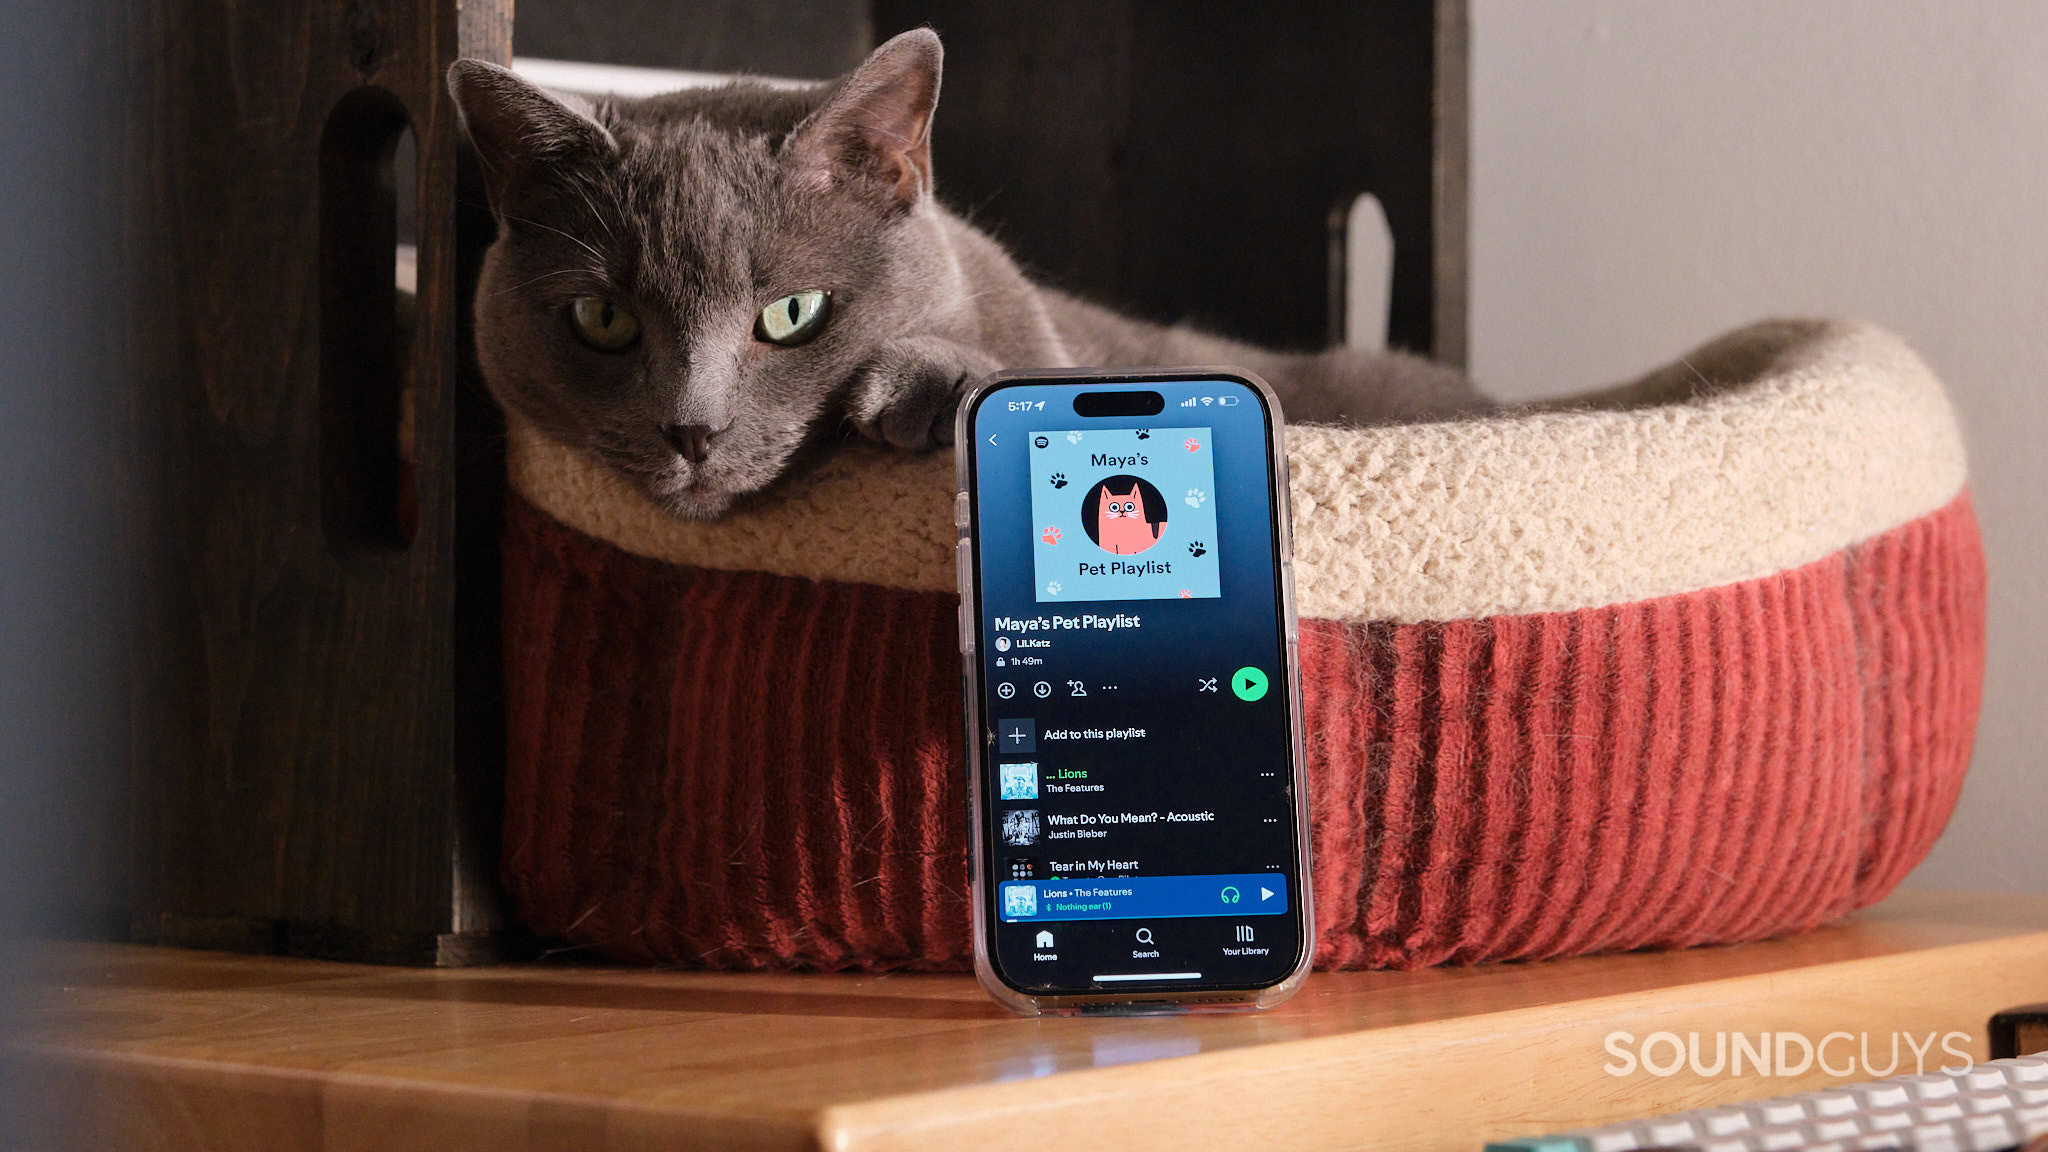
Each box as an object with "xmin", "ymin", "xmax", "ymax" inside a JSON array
[{"xmin": 815, "ymin": 928, "xmax": 2048, "ymax": 1152}]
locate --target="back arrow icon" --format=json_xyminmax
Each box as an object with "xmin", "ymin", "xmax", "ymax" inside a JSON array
[{"xmin": 987, "ymin": 434, "xmax": 998, "ymax": 446}]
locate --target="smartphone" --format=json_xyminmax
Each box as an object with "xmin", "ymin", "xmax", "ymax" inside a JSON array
[{"xmin": 953, "ymin": 368, "xmax": 1312, "ymax": 1014}]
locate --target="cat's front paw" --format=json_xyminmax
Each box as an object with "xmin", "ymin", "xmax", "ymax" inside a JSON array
[{"xmin": 847, "ymin": 337, "xmax": 1001, "ymax": 451}]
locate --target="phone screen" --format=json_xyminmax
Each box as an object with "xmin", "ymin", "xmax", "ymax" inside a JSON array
[{"xmin": 961, "ymin": 373, "xmax": 1308, "ymax": 1002}]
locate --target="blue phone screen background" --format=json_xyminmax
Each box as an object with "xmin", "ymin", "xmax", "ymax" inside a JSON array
[{"xmin": 969, "ymin": 378, "xmax": 1301, "ymax": 993}]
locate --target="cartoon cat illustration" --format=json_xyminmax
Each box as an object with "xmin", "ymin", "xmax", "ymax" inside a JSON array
[{"xmin": 1082, "ymin": 475, "xmax": 1167, "ymax": 555}]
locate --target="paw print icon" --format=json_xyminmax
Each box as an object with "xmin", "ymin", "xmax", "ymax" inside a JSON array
[
  {"xmin": 1184, "ymin": 488, "xmax": 1205, "ymax": 508},
  {"xmin": 1184, "ymin": 437, "xmax": 1201, "ymax": 452},
  {"xmin": 1187, "ymin": 541, "xmax": 1207, "ymax": 558},
  {"xmin": 1049, "ymin": 472, "xmax": 1067, "ymax": 489},
  {"xmin": 1179, "ymin": 589, "xmax": 1193, "ymax": 598},
  {"xmin": 1046, "ymin": 580, "xmax": 1064, "ymax": 595},
  {"xmin": 1135, "ymin": 429, "xmax": 1151, "ymax": 439},
  {"xmin": 1065, "ymin": 430, "xmax": 1083, "ymax": 444},
  {"xmin": 1041, "ymin": 525, "xmax": 1062, "ymax": 545}
]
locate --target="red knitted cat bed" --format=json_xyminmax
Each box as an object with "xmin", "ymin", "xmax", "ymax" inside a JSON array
[{"xmin": 498, "ymin": 319, "xmax": 1983, "ymax": 971}]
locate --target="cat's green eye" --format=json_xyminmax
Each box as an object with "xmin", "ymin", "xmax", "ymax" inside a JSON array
[
  {"xmin": 569, "ymin": 296, "xmax": 641, "ymax": 351},
  {"xmin": 755, "ymin": 290, "xmax": 831, "ymax": 346}
]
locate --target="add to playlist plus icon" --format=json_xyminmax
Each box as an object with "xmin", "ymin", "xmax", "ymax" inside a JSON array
[{"xmin": 997, "ymin": 718, "xmax": 1035, "ymax": 754}]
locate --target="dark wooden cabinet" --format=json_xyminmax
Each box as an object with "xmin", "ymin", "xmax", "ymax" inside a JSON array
[
  {"xmin": 870, "ymin": 0, "xmax": 1467, "ymax": 363},
  {"xmin": 514, "ymin": 0, "xmax": 871, "ymax": 80},
  {"xmin": 124, "ymin": 0, "xmax": 513, "ymax": 965}
]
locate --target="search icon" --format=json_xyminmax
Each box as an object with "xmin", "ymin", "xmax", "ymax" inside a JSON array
[{"xmin": 1135, "ymin": 928, "xmax": 1154, "ymax": 945}]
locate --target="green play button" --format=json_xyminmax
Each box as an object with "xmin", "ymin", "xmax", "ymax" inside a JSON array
[{"xmin": 1230, "ymin": 666, "xmax": 1269, "ymax": 702}]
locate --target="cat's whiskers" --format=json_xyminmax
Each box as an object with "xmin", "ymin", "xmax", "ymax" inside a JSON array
[
  {"xmin": 952, "ymin": 287, "xmax": 1012, "ymax": 304},
  {"xmin": 567, "ymin": 182, "xmax": 620, "ymax": 245},
  {"xmin": 502, "ymin": 211, "xmax": 611, "ymax": 267},
  {"xmin": 1677, "ymin": 355, "xmax": 1719, "ymax": 394},
  {"xmin": 493, "ymin": 267, "xmax": 604, "ymax": 297}
]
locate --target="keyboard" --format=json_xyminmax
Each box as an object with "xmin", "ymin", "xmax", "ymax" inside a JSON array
[{"xmin": 1487, "ymin": 1055, "xmax": 2048, "ymax": 1151}]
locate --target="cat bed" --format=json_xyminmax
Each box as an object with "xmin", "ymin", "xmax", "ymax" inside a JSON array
[{"xmin": 497, "ymin": 318, "xmax": 1983, "ymax": 971}]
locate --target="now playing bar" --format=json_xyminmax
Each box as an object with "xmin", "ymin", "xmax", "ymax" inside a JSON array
[{"xmin": 999, "ymin": 873, "xmax": 1289, "ymax": 922}]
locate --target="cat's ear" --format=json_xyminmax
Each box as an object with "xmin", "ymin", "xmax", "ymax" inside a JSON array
[
  {"xmin": 446, "ymin": 60, "xmax": 615, "ymax": 211},
  {"xmin": 785, "ymin": 28, "xmax": 942, "ymax": 210}
]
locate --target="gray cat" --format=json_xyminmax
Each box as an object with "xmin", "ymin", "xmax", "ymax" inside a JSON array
[{"xmin": 448, "ymin": 29, "xmax": 1488, "ymax": 521}]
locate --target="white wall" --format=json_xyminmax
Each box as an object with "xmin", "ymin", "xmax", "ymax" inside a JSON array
[{"xmin": 1470, "ymin": 1, "xmax": 2048, "ymax": 892}]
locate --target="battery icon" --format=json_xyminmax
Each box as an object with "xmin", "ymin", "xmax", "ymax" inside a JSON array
[{"xmin": 1217, "ymin": 395, "xmax": 1240, "ymax": 406}]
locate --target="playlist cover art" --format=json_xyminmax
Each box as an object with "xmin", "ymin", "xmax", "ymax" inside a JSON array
[{"xmin": 1028, "ymin": 426, "xmax": 1221, "ymax": 602}]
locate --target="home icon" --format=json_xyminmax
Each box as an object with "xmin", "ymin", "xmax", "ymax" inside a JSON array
[{"xmin": 1035, "ymin": 930, "xmax": 1055, "ymax": 949}]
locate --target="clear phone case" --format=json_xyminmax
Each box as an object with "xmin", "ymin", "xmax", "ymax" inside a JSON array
[{"xmin": 951, "ymin": 367, "xmax": 1314, "ymax": 1016}]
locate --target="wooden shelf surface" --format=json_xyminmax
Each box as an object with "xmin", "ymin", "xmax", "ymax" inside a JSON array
[{"xmin": 12, "ymin": 890, "xmax": 2047, "ymax": 1152}]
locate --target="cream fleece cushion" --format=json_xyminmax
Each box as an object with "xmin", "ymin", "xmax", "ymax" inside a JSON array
[{"xmin": 506, "ymin": 318, "xmax": 1966, "ymax": 624}]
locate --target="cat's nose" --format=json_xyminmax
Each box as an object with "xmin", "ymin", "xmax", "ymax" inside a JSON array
[{"xmin": 662, "ymin": 423, "xmax": 714, "ymax": 464}]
